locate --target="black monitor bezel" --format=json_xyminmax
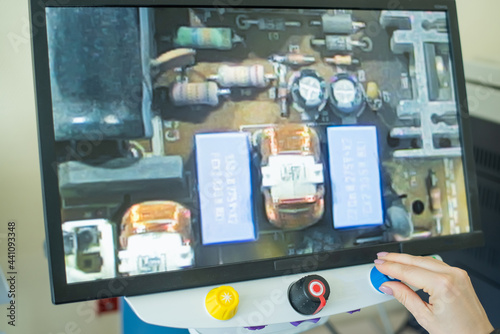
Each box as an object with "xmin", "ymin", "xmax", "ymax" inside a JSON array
[{"xmin": 30, "ymin": 0, "xmax": 483, "ymax": 304}]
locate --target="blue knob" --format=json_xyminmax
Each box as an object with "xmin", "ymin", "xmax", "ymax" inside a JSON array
[{"xmin": 370, "ymin": 267, "xmax": 400, "ymax": 293}]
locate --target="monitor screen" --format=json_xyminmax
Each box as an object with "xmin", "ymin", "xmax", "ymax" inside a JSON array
[{"xmin": 31, "ymin": 0, "xmax": 482, "ymax": 303}]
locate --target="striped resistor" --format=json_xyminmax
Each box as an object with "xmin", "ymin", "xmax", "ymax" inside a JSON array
[
  {"xmin": 170, "ymin": 82, "xmax": 223, "ymax": 107},
  {"xmin": 324, "ymin": 55, "xmax": 359, "ymax": 66},
  {"xmin": 173, "ymin": 27, "xmax": 235, "ymax": 51},
  {"xmin": 211, "ymin": 65, "xmax": 270, "ymax": 88}
]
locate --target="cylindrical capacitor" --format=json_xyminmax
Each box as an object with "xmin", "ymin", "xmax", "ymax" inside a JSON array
[
  {"xmin": 329, "ymin": 73, "xmax": 365, "ymax": 116},
  {"xmin": 290, "ymin": 69, "xmax": 327, "ymax": 111},
  {"xmin": 174, "ymin": 27, "xmax": 234, "ymax": 50},
  {"xmin": 170, "ymin": 82, "xmax": 220, "ymax": 107},
  {"xmin": 325, "ymin": 35, "xmax": 352, "ymax": 52},
  {"xmin": 215, "ymin": 65, "xmax": 268, "ymax": 88},
  {"xmin": 311, "ymin": 13, "xmax": 365, "ymax": 34},
  {"xmin": 324, "ymin": 55, "xmax": 359, "ymax": 66},
  {"xmin": 366, "ymin": 82, "xmax": 380, "ymax": 100},
  {"xmin": 366, "ymin": 82, "xmax": 383, "ymax": 111},
  {"xmin": 322, "ymin": 13, "xmax": 355, "ymax": 34},
  {"xmin": 311, "ymin": 35, "xmax": 353, "ymax": 52}
]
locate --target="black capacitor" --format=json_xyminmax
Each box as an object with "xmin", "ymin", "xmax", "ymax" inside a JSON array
[
  {"xmin": 288, "ymin": 275, "xmax": 330, "ymax": 315},
  {"xmin": 290, "ymin": 69, "xmax": 327, "ymax": 115},
  {"xmin": 329, "ymin": 73, "xmax": 365, "ymax": 117}
]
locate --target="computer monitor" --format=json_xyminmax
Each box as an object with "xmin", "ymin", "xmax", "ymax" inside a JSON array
[{"xmin": 30, "ymin": 0, "xmax": 483, "ymax": 304}]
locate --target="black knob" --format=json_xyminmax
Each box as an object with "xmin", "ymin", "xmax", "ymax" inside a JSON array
[{"xmin": 288, "ymin": 275, "xmax": 330, "ymax": 315}]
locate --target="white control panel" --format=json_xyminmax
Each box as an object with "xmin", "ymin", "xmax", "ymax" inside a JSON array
[{"xmin": 125, "ymin": 263, "xmax": 392, "ymax": 329}]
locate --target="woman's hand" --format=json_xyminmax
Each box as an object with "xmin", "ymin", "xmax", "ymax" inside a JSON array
[{"xmin": 375, "ymin": 252, "xmax": 494, "ymax": 334}]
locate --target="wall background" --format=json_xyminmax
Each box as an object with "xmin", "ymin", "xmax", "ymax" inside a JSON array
[
  {"xmin": 0, "ymin": 1, "xmax": 498, "ymax": 333},
  {"xmin": 0, "ymin": 0, "xmax": 121, "ymax": 333},
  {"xmin": 456, "ymin": 0, "xmax": 500, "ymax": 65}
]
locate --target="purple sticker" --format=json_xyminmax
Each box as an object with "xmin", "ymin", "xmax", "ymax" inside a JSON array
[
  {"xmin": 244, "ymin": 325, "xmax": 266, "ymax": 330},
  {"xmin": 347, "ymin": 309, "xmax": 361, "ymax": 314},
  {"xmin": 290, "ymin": 318, "xmax": 321, "ymax": 327}
]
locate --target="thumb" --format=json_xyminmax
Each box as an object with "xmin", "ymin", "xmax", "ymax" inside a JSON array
[{"xmin": 381, "ymin": 281, "xmax": 430, "ymax": 320}]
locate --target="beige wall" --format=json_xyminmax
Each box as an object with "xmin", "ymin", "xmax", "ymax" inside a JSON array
[
  {"xmin": 0, "ymin": 1, "xmax": 497, "ymax": 333},
  {"xmin": 0, "ymin": 0, "xmax": 120, "ymax": 333},
  {"xmin": 457, "ymin": 0, "xmax": 500, "ymax": 64}
]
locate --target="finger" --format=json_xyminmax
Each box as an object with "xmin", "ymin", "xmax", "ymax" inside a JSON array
[
  {"xmin": 377, "ymin": 252, "xmax": 449, "ymax": 273},
  {"xmin": 375, "ymin": 260, "xmax": 440, "ymax": 293},
  {"xmin": 381, "ymin": 281, "xmax": 432, "ymax": 325}
]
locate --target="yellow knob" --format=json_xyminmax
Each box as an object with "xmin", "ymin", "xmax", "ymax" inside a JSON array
[{"xmin": 205, "ymin": 286, "xmax": 239, "ymax": 320}]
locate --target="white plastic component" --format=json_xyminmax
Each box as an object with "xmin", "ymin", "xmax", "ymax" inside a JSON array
[
  {"xmin": 62, "ymin": 219, "xmax": 116, "ymax": 283},
  {"xmin": 125, "ymin": 263, "xmax": 394, "ymax": 329},
  {"xmin": 119, "ymin": 233, "xmax": 194, "ymax": 275},
  {"xmin": 189, "ymin": 317, "xmax": 328, "ymax": 334},
  {"xmin": 261, "ymin": 155, "xmax": 323, "ymax": 202}
]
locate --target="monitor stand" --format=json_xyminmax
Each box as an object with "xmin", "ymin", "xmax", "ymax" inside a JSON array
[{"xmin": 125, "ymin": 260, "xmax": 411, "ymax": 334}]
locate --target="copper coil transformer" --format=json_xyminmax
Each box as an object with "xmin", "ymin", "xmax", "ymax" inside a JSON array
[
  {"xmin": 216, "ymin": 65, "xmax": 268, "ymax": 88},
  {"xmin": 170, "ymin": 82, "xmax": 220, "ymax": 107}
]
